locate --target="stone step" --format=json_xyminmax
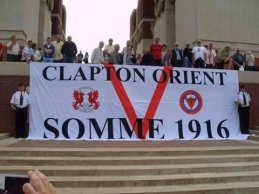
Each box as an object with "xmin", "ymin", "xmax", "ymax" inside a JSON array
[
  {"xmin": 47, "ymin": 171, "xmax": 259, "ymax": 187},
  {"xmin": 0, "ymin": 133, "xmax": 10, "ymax": 141},
  {"xmin": 249, "ymin": 130, "xmax": 259, "ymax": 136},
  {"xmin": 56, "ymin": 182, "xmax": 259, "ymax": 194},
  {"xmin": 0, "ymin": 146, "xmax": 259, "ymax": 157},
  {"xmin": 1, "ymin": 162, "xmax": 259, "ymax": 176},
  {"xmin": 251, "ymin": 126, "xmax": 259, "ymax": 131},
  {"xmin": 1, "ymin": 154, "xmax": 259, "ymax": 166},
  {"xmin": 0, "ymin": 137, "xmax": 20, "ymax": 147},
  {"xmin": 249, "ymin": 135, "xmax": 259, "ymax": 142},
  {"xmin": 246, "ymin": 139, "xmax": 259, "ymax": 145}
]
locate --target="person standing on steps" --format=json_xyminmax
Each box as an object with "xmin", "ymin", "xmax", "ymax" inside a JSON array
[
  {"xmin": 235, "ymin": 85, "xmax": 251, "ymax": 135},
  {"xmin": 10, "ymin": 83, "xmax": 30, "ymax": 138}
]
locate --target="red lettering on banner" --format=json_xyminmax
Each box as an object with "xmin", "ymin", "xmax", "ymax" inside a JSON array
[{"xmin": 104, "ymin": 64, "xmax": 172, "ymax": 139}]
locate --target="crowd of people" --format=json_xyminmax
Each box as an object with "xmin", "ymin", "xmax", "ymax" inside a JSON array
[
  {"xmin": 137, "ymin": 38, "xmax": 256, "ymax": 71},
  {"xmin": 0, "ymin": 35, "xmax": 257, "ymax": 70},
  {"xmin": 0, "ymin": 35, "xmax": 80, "ymax": 64}
]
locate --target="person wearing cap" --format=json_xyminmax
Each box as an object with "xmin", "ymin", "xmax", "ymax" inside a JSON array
[
  {"xmin": 192, "ymin": 40, "xmax": 207, "ymax": 68},
  {"xmin": 235, "ymin": 85, "xmax": 251, "ymax": 134},
  {"xmin": 10, "ymin": 83, "xmax": 30, "ymax": 138}
]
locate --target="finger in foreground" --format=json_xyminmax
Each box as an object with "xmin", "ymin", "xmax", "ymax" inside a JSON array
[
  {"xmin": 28, "ymin": 171, "xmax": 48, "ymax": 193},
  {"xmin": 22, "ymin": 183, "xmax": 38, "ymax": 194},
  {"xmin": 35, "ymin": 170, "xmax": 57, "ymax": 194}
]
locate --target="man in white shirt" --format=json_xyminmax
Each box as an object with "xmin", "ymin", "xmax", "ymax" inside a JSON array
[
  {"xmin": 7, "ymin": 35, "xmax": 20, "ymax": 62},
  {"xmin": 235, "ymin": 85, "xmax": 251, "ymax": 134},
  {"xmin": 10, "ymin": 83, "xmax": 30, "ymax": 138},
  {"xmin": 91, "ymin": 41, "xmax": 104, "ymax": 64},
  {"xmin": 21, "ymin": 40, "xmax": 34, "ymax": 63},
  {"xmin": 53, "ymin": 35, "xmax": 64, "ymax": 63},
  {"xmin": 205, "ymin": 43, "xmax": 216, "ymax": 69},
  {"xmin": 104, "ymin": 38, "xmax": 114, "ymax": 63},
  {"xmin": 192, "ymin": 40, "xmax": 207, "ymax": 68}
]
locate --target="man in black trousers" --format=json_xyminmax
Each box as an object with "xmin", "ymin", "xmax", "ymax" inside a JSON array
[
  {"xmin": 235, "ymin": 85, "xmax": 251, "ymax": 134},
  {"xmin": 10, "ymin": 83, "xmax": 30, "ymax": 138},
  {"xmin": 171, "ymin": 42, "xmax": 183, "ymax": 67}
]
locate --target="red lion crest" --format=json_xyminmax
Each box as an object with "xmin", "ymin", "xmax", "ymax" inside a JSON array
[
  {"xmin": 72, "ymin": 90, "xmax": 84, "ymax": 110},
  {"xmin": 87, "ymin": 90, "xmax": 100, "ymax": 110}
]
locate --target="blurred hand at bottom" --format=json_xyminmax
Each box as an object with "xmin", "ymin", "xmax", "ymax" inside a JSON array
[{"xmin": 23, "ymin": 170, "xmax": 57, "ymax": 194}]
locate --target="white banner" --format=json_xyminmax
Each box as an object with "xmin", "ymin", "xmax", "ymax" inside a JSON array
[{"xmin": 29, "ymin": 63, "xmax": 245, "ymax": 140}]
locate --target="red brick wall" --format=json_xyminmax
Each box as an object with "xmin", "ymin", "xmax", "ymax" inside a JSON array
[{"xmin": 0, "ymin": 76, "xmax": 29, "ymax": 135}]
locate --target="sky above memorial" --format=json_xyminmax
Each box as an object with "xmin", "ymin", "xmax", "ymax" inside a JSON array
[{"xmin": 63, "ymin": 0, "xmax": 138, "ymax": 56}]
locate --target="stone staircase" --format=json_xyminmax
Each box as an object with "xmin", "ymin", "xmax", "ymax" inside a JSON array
[{"xmin": 0, "ymin": 135, "xmax": 259, "ymax": 193}]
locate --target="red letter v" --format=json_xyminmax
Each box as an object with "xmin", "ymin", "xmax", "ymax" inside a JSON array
[{"xmin": 104, "ymin": 64, "xmax": 172, "ymax": 139}]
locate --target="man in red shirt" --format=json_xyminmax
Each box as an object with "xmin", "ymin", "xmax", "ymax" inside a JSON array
[{"xmin": 150, "ymin": 37, "xmax": 162, "ymax": 66}]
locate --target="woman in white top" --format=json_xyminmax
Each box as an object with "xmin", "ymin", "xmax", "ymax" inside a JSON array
[
  {"xmin": 32, "ymin": 43, "xmax": 42, "ymax": 62},
  {"xmin": 245, "ymin": 49, "xmax": 255, "ymax": 71}
]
